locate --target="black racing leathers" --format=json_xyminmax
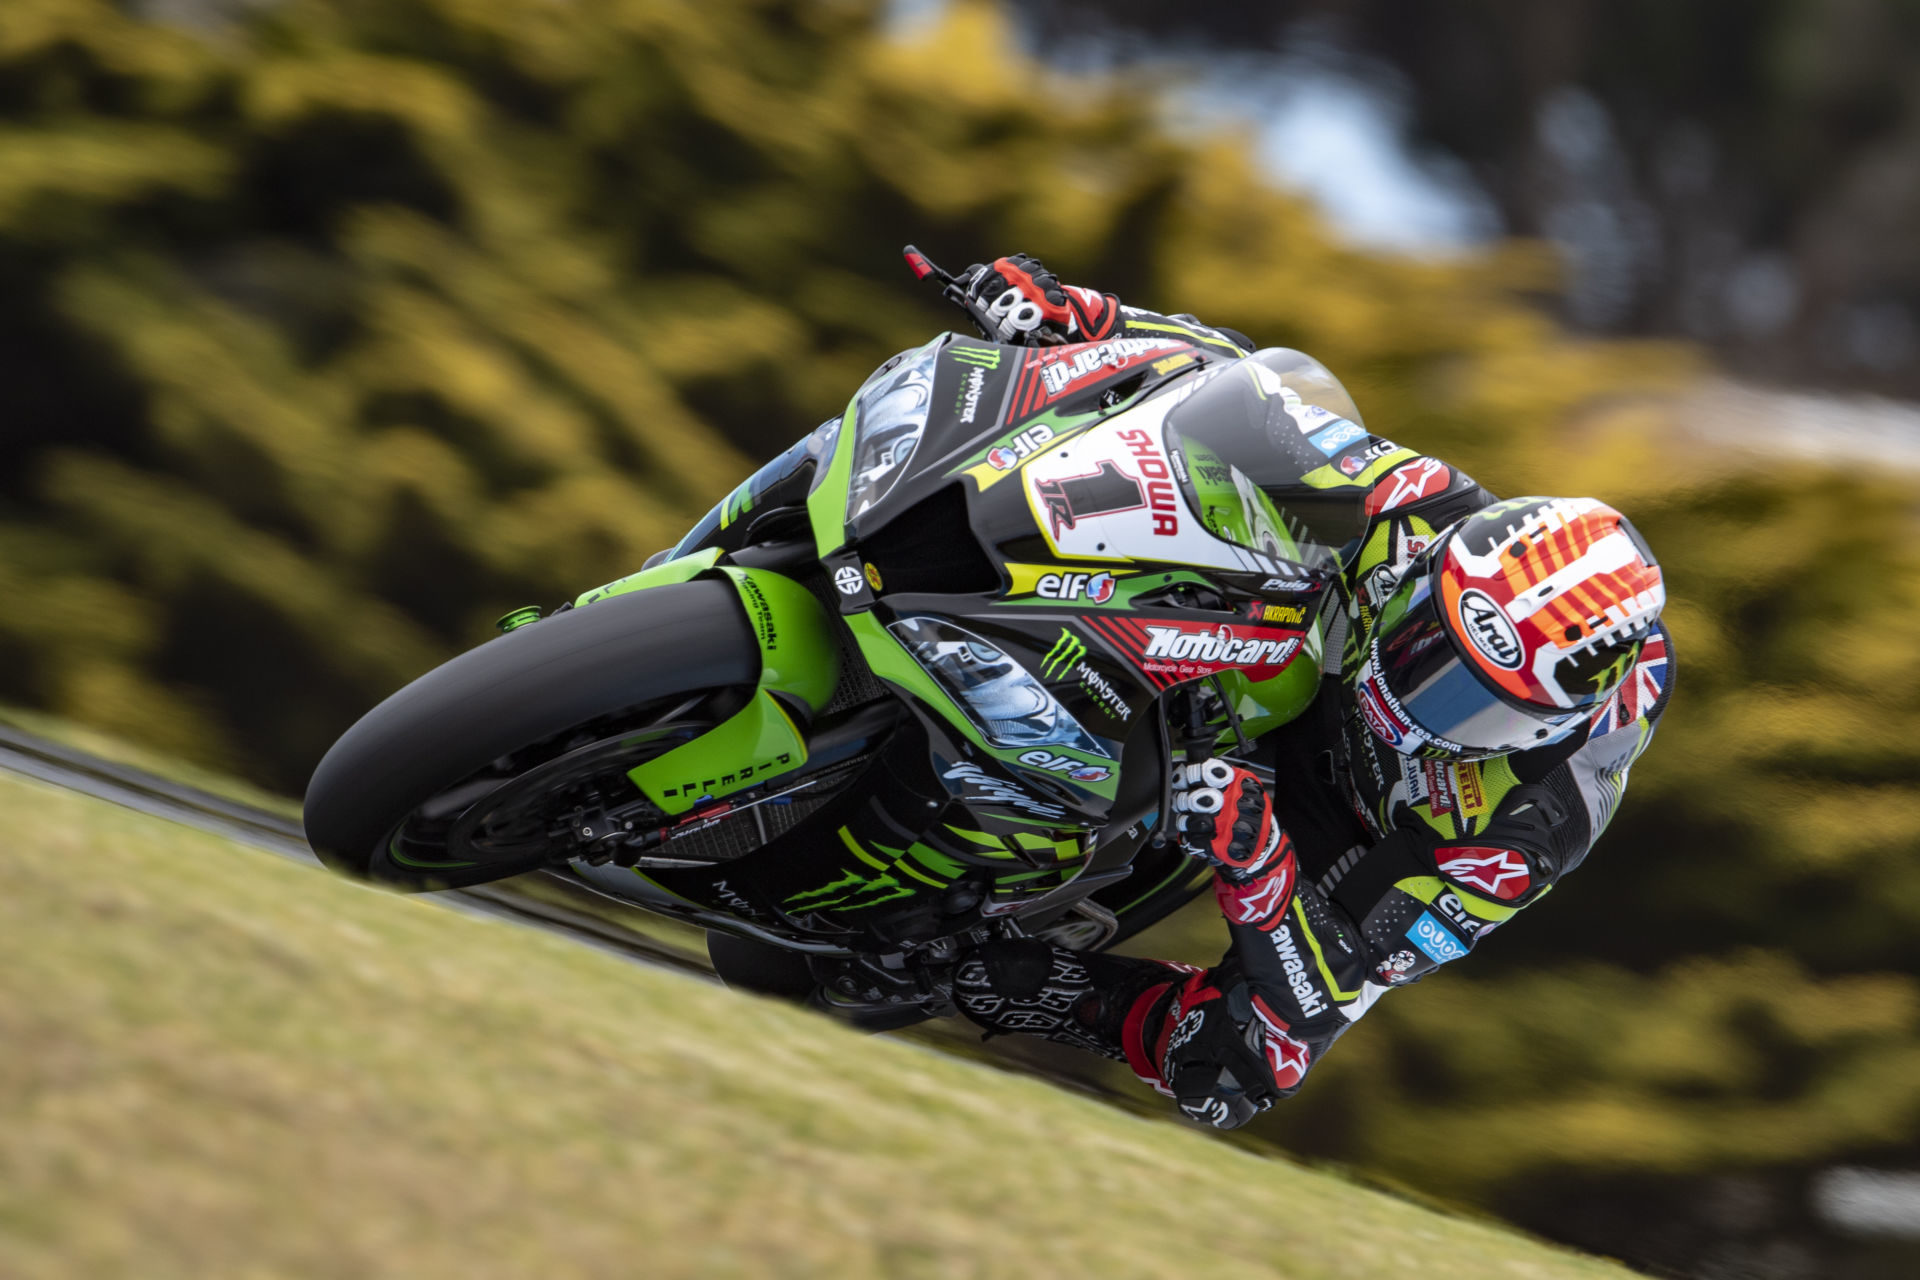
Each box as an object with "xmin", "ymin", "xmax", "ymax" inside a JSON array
[{"xmin": 954, "ymin": 304, "xmax": 1674, "ymax": 1127}]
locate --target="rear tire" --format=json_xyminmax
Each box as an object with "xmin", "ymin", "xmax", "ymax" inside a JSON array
[{"xmin": 304, "ymin": 581, "xmax": 761, "ymax": 890}]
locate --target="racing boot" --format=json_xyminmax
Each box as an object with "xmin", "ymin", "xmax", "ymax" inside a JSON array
[{"xmin": 952, "ymin": 937, "xmax": 1187, "ymax": 1061}]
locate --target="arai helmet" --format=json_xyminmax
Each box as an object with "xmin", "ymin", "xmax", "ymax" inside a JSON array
[{"xmin": 1350, "ymin": 497, "xmax": 1665, "ymax": 760}]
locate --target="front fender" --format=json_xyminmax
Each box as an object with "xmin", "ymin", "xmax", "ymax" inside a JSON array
[{"xmin": 592, "ymin": 562, "xmax": 841, "ymax": 816}]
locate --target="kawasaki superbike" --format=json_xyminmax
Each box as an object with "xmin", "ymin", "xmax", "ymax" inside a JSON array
[{"xmin": 304, "ymin": 249, "xmax": 1370, "ymax": 1026}]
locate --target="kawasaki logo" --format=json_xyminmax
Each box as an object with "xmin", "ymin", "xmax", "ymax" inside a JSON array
[
  {"xmin": 1040, "ymin": 629, "xmax": 1087, "ymax": 680},
  {"xmin": 1143, "ymin": 625, "xmax": 1297, "ymax": 666},
  {"xmin": 1269, "ymin": 922, "xmax": 1331, "ymax": 1018}
]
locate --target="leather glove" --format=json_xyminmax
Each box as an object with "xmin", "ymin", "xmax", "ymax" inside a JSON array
[
  {"xmin": 1170, "ymin": 759, "xmax": 1284, "ymax": 885},
  {"xmin": 1159, "ymin": 979, "xmax": 1281, "ymax": 1130},
  {"xmin": 957, "ymin": 254, "xmax": 1118, "ymax": 345}
]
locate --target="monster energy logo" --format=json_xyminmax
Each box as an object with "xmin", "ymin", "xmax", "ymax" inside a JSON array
[
  {"xmin": 1040, "ymin": 629, "xmax": 1086, "ymax": 680},
  {"xmin": 951, "ymin": 346, "xmax": 1002, "ymax": 369},
  {"xmin": 783, "ymin": 869, "xmax": 914, "ymax": 913}
]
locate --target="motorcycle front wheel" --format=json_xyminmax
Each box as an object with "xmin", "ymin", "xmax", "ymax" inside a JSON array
[{"xmin": 303, "ymin": 580, "xmax": 762, "ymax": 891}]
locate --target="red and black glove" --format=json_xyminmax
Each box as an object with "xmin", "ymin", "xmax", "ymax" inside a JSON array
[
  {"xmin": 957, "ymin": 253, "xmax": 1120, "ymax": 346},
  {"xmin": 1169, "ymin": 759, "xmax": 1286, "ymax": 885}
]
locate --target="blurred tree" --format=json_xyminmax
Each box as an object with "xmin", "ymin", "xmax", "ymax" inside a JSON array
[{"xmin": 1021, "ymin": 0, "xmax": 1920, "ymax": 397}]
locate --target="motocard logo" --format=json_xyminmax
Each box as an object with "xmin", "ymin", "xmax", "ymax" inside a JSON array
[
  {"xmin": 1115, "ymin": 427, "xmax": 1179, "ymax": 535},
  {"xmin": 1439, "ymin": 847, "xmax": 1531, "ymax": 900},
  {"xmin": 1143, "ymin": 624, "xmax": 1298, "ymax": 667},
  {"xmin": 1457, "ymin": 588, "xmax": 1523, "ymax": 670},
  {"xmin": 957, "ymin": 366, "xmax": 986, "ymax": 424},
  {"xmin": 1037, "ymin": 336, "xmax": 1186, "ymax": 396},
  {"xmin": 1036, "ymin": 571, "xmax": 1116, "ymax": 604},
  {"xmin": 1089, "ymin": 617, "xmax": 1305, "ymax": 689},
  {"xmin": 1017, "ymin": 750, "xmax": 1111, "ymax": 783}
]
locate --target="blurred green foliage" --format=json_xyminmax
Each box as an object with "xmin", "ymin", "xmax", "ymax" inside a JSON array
[{"xmin": 2, "ymin": 0, "xmax": 1918, "ymax": 1245}]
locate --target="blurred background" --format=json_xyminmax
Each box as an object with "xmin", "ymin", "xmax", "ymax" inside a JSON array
[{"xmin": 1, "ymin": 1, "xmax": 1917, "ymax": 1276}]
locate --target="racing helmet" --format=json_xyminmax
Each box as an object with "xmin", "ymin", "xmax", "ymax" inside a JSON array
[{"xmin": 1350, "ymin": 497, "xmax": 1665, "ymax": 760}]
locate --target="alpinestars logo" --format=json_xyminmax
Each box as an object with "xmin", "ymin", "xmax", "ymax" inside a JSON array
[
  {"xmin": 1438, "ymin": 847, "xmax": 1531, "ymax": 900},
  {"xmin": 1033, "ymin": 460, "xmax": 1144, "ymax": 536}
]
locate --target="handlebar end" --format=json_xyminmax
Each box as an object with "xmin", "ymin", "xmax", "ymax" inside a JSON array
[{"xmin": 901, "ymin": 244, "xmax": 942, "ymax": 283}]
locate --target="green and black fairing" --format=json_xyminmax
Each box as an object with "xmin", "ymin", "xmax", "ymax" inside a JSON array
[{"xmin": 440, "ymin": 335, "xmax": 1363, "ymax": 959}]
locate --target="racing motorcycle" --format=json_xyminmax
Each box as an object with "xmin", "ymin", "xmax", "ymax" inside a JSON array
[{"xmin": 304, "ymin": 249, "xmax": 1370, "ymax": 1026}]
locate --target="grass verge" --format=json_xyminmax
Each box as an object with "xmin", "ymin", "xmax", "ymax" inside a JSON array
[{"xmin": 0, "ymin": 772, "xmax": 1639, "ymax": 1279}]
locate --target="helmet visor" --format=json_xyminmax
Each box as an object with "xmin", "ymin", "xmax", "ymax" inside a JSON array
[{"xmin": 1363, "ymin": 567, "xmax": 1580, "ymax": 758}]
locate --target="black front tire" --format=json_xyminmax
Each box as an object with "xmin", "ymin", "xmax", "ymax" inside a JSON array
[{"xmin": 304, "ymin": 581, "xmax": 761, "ymax": 890}]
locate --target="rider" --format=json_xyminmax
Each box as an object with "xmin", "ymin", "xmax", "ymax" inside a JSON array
[{"xmin": 946, "ymin": 255, "xmax": 1674, "ymax": 1129}]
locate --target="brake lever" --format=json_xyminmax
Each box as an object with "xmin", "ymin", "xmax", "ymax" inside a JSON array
[{"xmin": 902, "ymin": 244, "xmax": 1000, "ymax": 342}]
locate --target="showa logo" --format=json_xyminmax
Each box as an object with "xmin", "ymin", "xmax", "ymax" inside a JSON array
[
  {"xmin": 1116, "ymin": 427, "xmax": 1180, "ymax": 536},
  {"xmin": 1018, "ymin": 750, "xmax": 1111, "ymax": 783}
]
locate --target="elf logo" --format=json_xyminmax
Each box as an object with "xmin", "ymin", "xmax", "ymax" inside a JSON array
[
  {"xmin": 1036, "ymin": 571, "xmax": 1116, "ymax": 603},
  {"xmin": 1017, "ymin": 750, "xmax": 1111, "ymax": 783},
  {"xmin": 987, "ymin": 424, "xmax": 1053, "ymax": 471}
]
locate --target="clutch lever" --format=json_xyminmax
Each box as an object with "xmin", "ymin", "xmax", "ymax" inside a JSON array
[{"xmin": 902, "ymin": 244, "xmax": 1001, "ymax": 342}]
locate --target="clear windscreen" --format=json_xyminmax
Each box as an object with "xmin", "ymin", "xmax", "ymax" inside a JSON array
[{"xmin": 1164, "ymin": 348, "xmax": 1373, "ymax": 574}]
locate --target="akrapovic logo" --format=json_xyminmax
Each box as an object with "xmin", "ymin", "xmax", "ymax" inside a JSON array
[
  {"xmin": 1143, "ymin": 625, "xmax": 1298, "ymax": 667},
  {"xmin": 1269, "ymin": 922, "xmax": 1330, "ymax": 1018}
]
